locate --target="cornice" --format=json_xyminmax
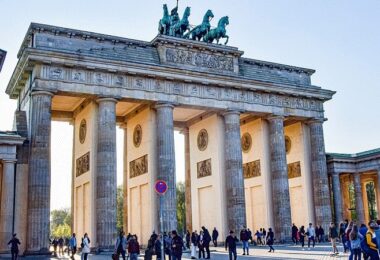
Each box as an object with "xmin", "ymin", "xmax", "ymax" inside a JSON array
[{"xmin": 0, "ymin": 49, "xmax": 6, "ymax": 72}]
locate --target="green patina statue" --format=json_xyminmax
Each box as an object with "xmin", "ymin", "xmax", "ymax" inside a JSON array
[{"xmin": 158, "ymin": 4, "xmax": 229, "ymax": 45}]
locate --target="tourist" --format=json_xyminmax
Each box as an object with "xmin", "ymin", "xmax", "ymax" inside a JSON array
[
  {"xmin": 374, "ymin": 220, "xmax": 380, "ymax": 251},
  {"xmin": 345, "ymin": 221, "xmax": 354, "ymax": 255},
  {"xmin": 52, "ymin": 238, "xmax": 59, "ymax": 256},
  {"xmin": 364, "ymin": 221, "xmax": 379, "ymax": 260},
  {"xmin": 154, "ymin": 234, "xmax": 162, "ymax": 260},
  {"xmin": 171, "ymin": 230, "xmax": 184, "ymax": 260},
  {"xmin": 8, "ymin": 233, "xmax": 20, "ymax": 260},
  {"xmin": 262, "ymin": 228, "xmax": 267, "ymax": 245},
  {"xmin": 115, "ymin": 231, "xmax": 127, "ymax": 260},
  {"xmin": 254, "ymin": 230, "xmax": 263, "ymax": 245},
  {"xmin": 240, "ymin": 226, "xmax": 250, "ymax": 255},
  {"xmin": 299, "ymin": 226, "xmax": 306, "ymax": 250},
  {"xmin": 328, "ymin": 222, "xmax": 339, "ymax": 255},
  {"xmin": 247, "ymin": 228, "xmax": 253, "ymax": 244},
  {"xmin": 128, "ymin": 235, "xmax": 140, "ymax": 260},
  {"xmin": 185, "ymin": 230, "xmax": 191, "ymax": 249},
  {"xmin": 69, "ymin": 233, "xmax": 77, "ymax": 259},
  {"xmin": 58, "ymin": 237, "xmax": 64, "ymax": 256},
  {"xmin": 318, "ymin": 225, "xmax": 325, "ymax": 242},
  {"xmin": 291, "ymin": 224, "xmax": 299, "ymax": 245},
  {"xmin": 164, "ymin": 232, "xmax": 172, "ymax": 260},
  {"xmin": 198, "ymin": 230, "xmax": 205, "ymax": 259},
  {"xmin": 315, "ymin": 226, "xmax": 320, "ymax": 243},
  {"xmin": 225, "ymin": 230, "xmax": 239, "ymax": 260},
  {"xmin": 349, "ymin": 224, "xmax": 362, "ymax": 260},
  {"xmin": 81, "ymin": 233, "xmax": 91, "ymax": 260},
  {"xmin": 201, "ymin": 226, "xmax": 211, "ymax": 259},
  {"xmin": 212, "ymin": 227, "xmax": 219, "ymax": 247},
  {"xmin": 340, "ymin": 222, "xmax": 348, "ymax": 253},
  {"xmin": 307, "ymin": 223, "xmax": 316, "ymax": 249},
  {"xmin": 190, "ymin": 231, "xmax": 198, "ymax": 259},
  {"xmin": 266, "ymin": 228, "xmax": 275, "ymax": 253}
]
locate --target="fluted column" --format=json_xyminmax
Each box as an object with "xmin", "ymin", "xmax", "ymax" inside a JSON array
[
  {"xmin": 0, "ymin": 159, "xmax": 16, "ymax": 252},
  {"xmin": 122, "ymin": 124, "xmax": 128, "ymax": 232},
  {"xmin": 353, "ymin": 172, "xmax": 365, "ymax": 224},
  {"xmin": 155, "ymin": 103, "xmax": 177, "ymax": 232},
  {"xmin": 223, "ymin": 111, "xmax": 246, "ymax": 232},
  {"xmin": 96, "ymin": 98, "xmax": 117, "ymax": 249},
  {"xmin": 308, "ymin": 119, "xmax": 332, "ymax": 231},
  {"xmin": 331, "ymin": 172, "xmax": 343, "ymax": 224},
  {"xmin": 267, "ymin": 115, "xmax": 291, "ymax": 242},
  {"xmin": 27, "ymin": 91, "xmax": 53, "ymax": 254},
  {"xmin": 183, "ymin": 128, "xmax": 192, "ymax": 232}
]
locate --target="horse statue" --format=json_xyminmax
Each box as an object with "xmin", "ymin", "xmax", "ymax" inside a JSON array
[
  {"xmin": 184, "ymin": 9, "xmax": 214, "ymax": 41},
  {"xmin": 170, "ymin": 7, "xmax": 191, "ymax": 37},
  {"xmin": 158, "ymin": 4, "xmax": 170, "ymax": 35},
  {"xmin": 203, "ymin": 16, "xmax": 229, "ymax": 45},
  {"xmin": 169, "ymin": 6, "xmax": 180, "ymax": 29}
]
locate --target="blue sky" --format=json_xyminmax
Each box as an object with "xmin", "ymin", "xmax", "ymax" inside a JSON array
[{"xmin": 0, "ymin": 0, "xmax": 379, "ymax": 209}]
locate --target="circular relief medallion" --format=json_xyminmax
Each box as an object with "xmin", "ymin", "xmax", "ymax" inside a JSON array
[
  {"xmin": 197, "ymin": 129, "xmax": 208, "ymax": 151},
  {"xmin": 133, "ymin": 124, "xmax": 142, "ymax": 148},
  {"xmin": 79, "ymin": 119, "xmax": 87, "ymax": 144},
  {"xmin": 241, "ymin": 133, "xmax": 252, "ymax": 153},
  {"xmin": 285, "ymin": 136, "xmax": 292, "ymax": 154}
]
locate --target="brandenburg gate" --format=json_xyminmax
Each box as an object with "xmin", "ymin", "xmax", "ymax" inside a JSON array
[{"xmin": 0, "ymin": 5, "xmax": 335, "ymax": 254}]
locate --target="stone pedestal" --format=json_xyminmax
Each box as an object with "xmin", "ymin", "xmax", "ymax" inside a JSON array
[
  {"xmin": 267, "ymin": 115, "xmax": 291, "ymax": 242},
  {"xmin": 155, "ymin": 103, "xmax": 177, "ymax": 232},
  {"xmin": 223, "ymin": 111, "xmax": 246, "ymax": 232},
  {"xmin": 96, "ymin": 98, "xmax": 117, "ymax": 249},
  {"xmin": 0, "ymin": 160, "xmax": 16, "ymax": 252},
  {"xmin": 353, "ymin": 172, "xmax": 365, "ymax": 224},
  {"xmin": 308, "ymin": 119, "xmax": 332, "ymax": 231},
  {"xmin": 331, "ymin": 172, "xmax": 343, "ymax": 224},
  {"xmin": 27, "ymin": 91, "xmax": 53, "ymax": 254},
  {"xmin": 183, "ymin": 128, "xmax": 192, "ymax": 232}
]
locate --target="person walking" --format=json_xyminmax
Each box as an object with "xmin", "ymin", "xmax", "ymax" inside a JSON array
[
  {"xmin": 185, "ymin": 230, "xmax": 191, "ymax": 249},
  {"xmin": 8, "ymin": 234, "xmax": 20, "ymax": 260},
  {"xmin": 212, "ymin": 227, "xmax": 219, "ymax": 247},
  {"xmin": 154, "ymin": 234, "xmax": 162, "ymax": 260},
  {"xmin": 225, "ymin": 230, "xmax": 239, "ymax": 260},
  {"xmin": 339, "ymin": 222, "xmax": 348, "ymax": 253},
  {"xmin": 201, "ymin": 226, "xmax": 211, "ymax": 259},
  {"xmin": 190, "ymin": 231, "xmax": 198, "ymax": 259},
  {"xmin": 364, "ymin": 221, "xmax": 379, "ymax": 260},
  {"xmin": 254, "ymin": 230, "xmax": 263, "ymax": 245},
  {"xmin": 58, "ymin": 237, "xmax": 64, "ymax": 256},
  {"xmin": 115, "ymin": 231, "xmax": 127, "ymax": 260},
  {"xmin": 328, "ymin": 222, "xmax": 339, "ymax": 255},
  {"xmin": 171, "ymin": 230, "xmax": 183, "ymax": 260},
  {"xmin": 299, "ymin": 226, "xmax": 306, "ymax": 250},
  {"xmin": 247, "ymin": 229, "xmax": 253, "ymax": 245},
  {"xmin": 266, "ymin": 228, "xmax": 275, "ymax": 253},
  {"xmin": 318, "ymin": 225, "xmax": 325, "ymax": 242},
  {"xmin": 291, "ymin": 224, "xmax": 298, "ymax": 245},
  {"xmin": 81, "ymin": 233, "xmax": 91, "ymax": 260},
  {"xmin": 345, "ymin": 221, "xmax": 354, "ymax": 256},
  {"xmin": 240, "ymin": 226, "xmax": 250, "ymax": 255},
  {"xmin": 128, "ymin": 235, "xmax": 140, "ymax": 260},
  {"xmin": 262, "ymin": 228, "xmax": 267, "ymax": 245},
  {"xmin": 69, "ymin": 233, "xmax": 77, "ymax": 259},
  {"xmin": 307, "ymin": 223, "xmax": 316, "ymax": 249},
  {"xmin": 198, "ymin": 231, "xmax": 205, "ymax": 259},
  {"xmin": 349, "ymin": 224, "xmax": 362, "ymax": 260}
]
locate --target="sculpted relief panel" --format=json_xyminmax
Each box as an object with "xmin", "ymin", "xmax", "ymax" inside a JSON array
[
  {"xmin": 243, "ymin": 160, "xmax": 261, "ymax": 179},
  {"xmin": 41, "ymin": 65, "xmax": 324, "ymax": 113},
  {"xmin": 130, "ymin": 154, "xmax": 148, "ymax": 178},
  {"xmin": 76, "ymin": 152, "xmax": 90, "ymax": 177},
  {"xmin": 197, "ymin": 158, "xmax": 212, "ymax": 178},
  {"xmin": 288, "ymin": 161, "xmax": 301, "ymax": 179}
]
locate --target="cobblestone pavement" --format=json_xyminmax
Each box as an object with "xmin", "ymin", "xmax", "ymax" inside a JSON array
[{"xmin": 0, "ymin": 243, "xmax": 349, "ymax": 259}]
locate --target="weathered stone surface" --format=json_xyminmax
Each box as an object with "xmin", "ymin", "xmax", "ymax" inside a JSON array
[
  {"xmin": 96, "ymin": 98, "xmax": 117, "ymax": 248},
  {"xmin": 267, "ymin": 115, "xmax": 292, "ymax": 242},
  {"xmin": 27, "ymin": 91, "xmax": 53, "ymax": 253},
  {"xmin": 331, "ymin": 172, "xmax": 343, "ymax": 224},
  {"xmin": 309, "ymin": 119, "xmax": 332, "ymax": 231},
  {"xmin": 155, "ymin": 103, "xmax": 177, "ymax": 232},
  {"xmin": 353, "ymin": 172, "xmax": 365, "ymax": 224},
  {"xmin": 183, "ymin": 128, "xmax": 192, "ymax": 232},
  {"xmin": 223, "ymin": 111, "xmax": 246, "ymax": 232},
  {"xmin": 122, "ymin": 126, "xmax": 128, "ymax": 233}
]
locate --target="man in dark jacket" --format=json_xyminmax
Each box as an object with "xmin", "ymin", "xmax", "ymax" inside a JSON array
[
  {"xmin": 240, "ymin": 227, "xmax": 249, "ymax": 255},
  {"xmin": 291, "ymin": 224, "xmax": 299, "ymax": 245},
  {"xmin": 212, "ymin": 228, "xmax": 219, "ymax": 247},
  {"xmin": 225, "ymin": 230, "xmax": 239, "ymax": 260},
  {"xmin": 171, "ymin": 230, "xmax": 183, "ymax": 260},
  {"xmin": 8, "ymin": 234, "xmax": 21, "ymax": 260},
  {"xmin": 201, "ymin": 226, "xmax": 211, "ymax": 259}
]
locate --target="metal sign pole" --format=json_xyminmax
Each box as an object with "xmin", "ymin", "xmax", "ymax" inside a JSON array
[{"xmin": 160, "ymin": 194, "xmax": 165, "ymax": 260}]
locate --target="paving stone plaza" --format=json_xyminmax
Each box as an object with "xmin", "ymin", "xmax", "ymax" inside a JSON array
[{"xmin": 0, "ymin": 1, "xmax": 379, "ymax": 259}]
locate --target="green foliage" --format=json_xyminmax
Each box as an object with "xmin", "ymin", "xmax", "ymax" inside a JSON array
[
  {"xmin": 366, "ymin": 182, "xmax": 378, "ymax": 220},
  {"xmin": 176, "ymin": 182, "xmax": 186, "ymax": 235},
  {"xmin": 117, "ymin": 185, "xmax": 124, "ymax": 232},
  {"xmin": 50, "ymin": 208, "xmax": 71, "ymax": 238}
]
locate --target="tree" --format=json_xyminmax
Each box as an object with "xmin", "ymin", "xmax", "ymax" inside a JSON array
[
  {"xmin": 50, "ymin": 208, "xmax": 71, "ymax": 238},
  {"xmin": 176, "ymin": 182, "xmax": 186, "ymax": 235},
  {"xmin": 117, "ymin": 185, "xmax": 124, "ymax": 232}
]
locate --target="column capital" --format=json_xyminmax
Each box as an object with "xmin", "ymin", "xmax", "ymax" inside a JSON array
[
  {"xmin": 31, "ymin": 90, "xmax": 54, "ymax": 97},
  {"xmin": 266, "ymin": 114, "xmax": 285, "ymax": 121},
  {"xmin": 2, "ymin": 159, "xmax": 17, "ymax": 164},
  {"xmin": 222, "ymin": 110, "xmax": 242, "ymax": 117},
  {"xmin": 96, "ymin": 97, "xmax": 118, "ymax": 104},
  {"xmin": 154, "ymin": 102, "xmax": 175, "ymax": 110},
  {"xmin": 307, "ymin": 117, "xmax": 327, "ymax": 125}
]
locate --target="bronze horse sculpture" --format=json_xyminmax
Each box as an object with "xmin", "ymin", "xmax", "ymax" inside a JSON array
[
  {"xmin": 170, "ymin": 6, "xmax": 191, "ymax": 37},
  {"xmin": 158, "ymin": 4, "xmax": 170, "ymax": 35},
  {"xmin": 184, "ymin": 9, "xmax": 214, "ymax": 41},
  {"xmin": 203, "ymin": 16, "xmax": 229, "ymax": 45}
]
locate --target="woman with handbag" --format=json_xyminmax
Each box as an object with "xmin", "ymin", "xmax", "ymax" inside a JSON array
[{"xmin": 81, "ymin": 233, "xmax": 90, "ymax": 260}]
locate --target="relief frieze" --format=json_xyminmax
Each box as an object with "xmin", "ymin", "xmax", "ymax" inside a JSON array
[
  {"xmin": 197, "ymin": 158, "xmax": 212, "ymax": 178},
  {"xmin": 243, "ymin": 160, "xmax": 261, "ymax": 179},
  {"xmin": 76, "ymin": 152, "xmax": 90, "ymax": 177},
  {"xmin": 288, "ymin": 161, "xmax": 301, "ymax": 179},
  {"xmin": 129, "ymin": 154, "xmax": 148, "ymax": 178}
]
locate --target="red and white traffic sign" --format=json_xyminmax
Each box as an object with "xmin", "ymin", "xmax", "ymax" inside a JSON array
[{"xmin": 154, "ymin": 180, "xmax": 168, "ymax": 195}]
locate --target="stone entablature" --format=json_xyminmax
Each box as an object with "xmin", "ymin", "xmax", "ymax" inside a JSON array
[
  {"xmin": 0, "ymin": 49, "xmax": 6, "ymax": 73},
  {"xmin": 327, "ymin": 149, "xmax": 380, "ymax": 174}
]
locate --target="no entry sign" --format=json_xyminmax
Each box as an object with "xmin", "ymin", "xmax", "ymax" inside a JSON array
[{"xmin": 155, "ymin": 180, "xmax": 168, "ymax": 195}]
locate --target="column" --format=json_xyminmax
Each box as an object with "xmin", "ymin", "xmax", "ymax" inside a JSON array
[
  {"xmin": 353, "ymin": 172, "xmax": 365, "ymax": 224},
  {"xmin": 267, "ymin": 115, "xmax": 291, "ymax": 242},
  {"xmin": 223, "ymin": 111, "xmax": 246, "ymax": 232},
  {"xmin": 376, "ymin": 169, "xmax": 380, "ymax": 218},
  {"xmin": 155, "ymin": 103, "xmax": 177, "ymax": 232},
  {"xmin": 122, "ymin": 123, "xmax": 128, "ymax": 232},
  {"xmin": 96, "ymin": 98, "xmax": 117, "ymax": 249},
  {"xmin": 331, "ymin": 172, "xmax": 343, "ymax": 224},
  {"xmin": 308, "ymin": 119, "xmax": 332, "ymax": 231},
  {"xmin": 183, "ymin": 128, "xmax": 192, "ymax": 232},
  {"xmin": 0, "ymin": 160, "xmax": 16, "ymax": 252},
  {"xmin": 27, "ymin": 91, "xmax": 53, "ymax": 253}
]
